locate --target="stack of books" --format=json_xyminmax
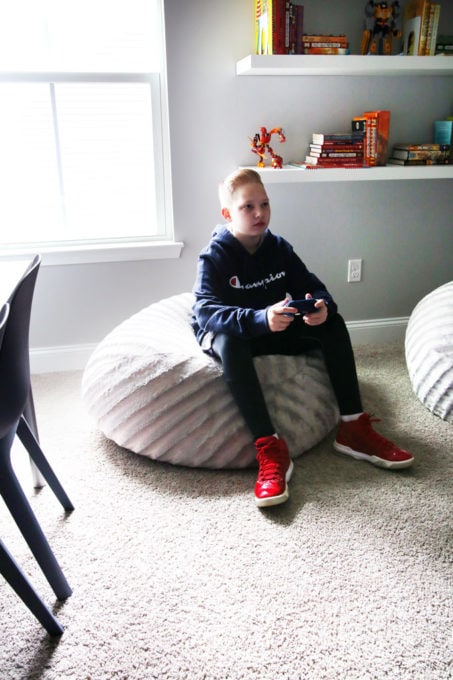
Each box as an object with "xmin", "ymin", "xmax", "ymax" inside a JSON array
[
  {"xmin": 352, "ymin": 110, "xmax": 391, "ymax": 166},
  {"xmin": 403, "ymin": 1, "xmax": 441, "ymax": 56},
  {"xmin": 301, "ymin": 34, "xmax": 349, "ymax": 55},
  {"xmin": 255, "ymin": 1, "xmax": 304, "ymax": 55},
  {"xmin": 292, "ymin": 131, "xmax": 366, "ymax": 169},
  {"xmin": 435, "ymin": 34, "xmax": 453, "ymax": 55},
  {"xmin": 289, "ymin": 109, "xmax": 391, "ymax": 170},
  {"xmin": 387, "ymin": 143, "xmax": 451, "ymax": 165}
]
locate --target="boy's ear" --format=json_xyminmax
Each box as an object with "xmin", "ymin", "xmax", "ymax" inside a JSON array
[{"xmin": 221, "ymin": 207, "xmax": 231, "ymax": 222}]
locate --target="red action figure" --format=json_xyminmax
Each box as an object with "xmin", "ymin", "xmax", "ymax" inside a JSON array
[{"xmin": 250, "ymin": 126, "xmax": 286, "ymax": 169}]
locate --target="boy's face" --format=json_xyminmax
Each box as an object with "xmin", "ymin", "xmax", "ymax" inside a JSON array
[{"xmin": 222, "ymin": 182, "xmax": 270, "ymax": 247}]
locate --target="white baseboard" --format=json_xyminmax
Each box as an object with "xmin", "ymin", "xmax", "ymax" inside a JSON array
[
  {"xmin": 30, "ymin": 343, "xmax": 97, "ymax": 374},
  {"xmin": 29, "ymin": 316, "xmax": 409, "ymax": 374},
  {"xmin": 346, "ymin": 316, "xmax": 409, "ymax": 346}
]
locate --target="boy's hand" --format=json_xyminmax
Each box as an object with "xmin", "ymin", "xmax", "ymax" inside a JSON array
[
  {"xmin": 267, "ymin": 298, "xmax": 297, "ymax": 332},
  {"xmin": 302, "ymin": 294, "xmax": 327, "ymax": 326}
]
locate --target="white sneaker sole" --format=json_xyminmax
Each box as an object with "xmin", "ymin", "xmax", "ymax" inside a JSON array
[
  {"xmin": 333, "ymin": 442, "xmax": 414, "ymax": 469},
  {"xmin": 255, "ymin": 460, "xmax": 294, "ymax": 508}
]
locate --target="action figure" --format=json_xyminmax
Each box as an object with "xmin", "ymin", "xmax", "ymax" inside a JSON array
[
  {"xmin": 361, "ymin": 1, "xmax": 402, "ymax": 55},
  {"xmin": 250, "ymin": 126, "xmax": 286, "ymax": 169}
]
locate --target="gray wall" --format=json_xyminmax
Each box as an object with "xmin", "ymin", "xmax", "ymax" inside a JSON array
[{"xmin": 30, "ymin": 0, "xmax": 453, "ymax": 350}]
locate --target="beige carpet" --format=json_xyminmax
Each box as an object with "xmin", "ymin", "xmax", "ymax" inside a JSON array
[{"xmin": 0, "ymin": 344, "xmax": 451, "ymax": 680}]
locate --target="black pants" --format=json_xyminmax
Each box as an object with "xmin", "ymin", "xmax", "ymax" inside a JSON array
[{"xmin": 210, "ymin": 313, "xmax": 363, "ymax": 440}]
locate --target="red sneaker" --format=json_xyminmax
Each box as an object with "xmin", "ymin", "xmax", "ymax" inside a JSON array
[
  {"xmin": 254, "ymin": 435, "xmax": 294, "ymax": 507},
  {"xmin": 334, "ymin": 413, "xmax": 414, "ymax": 469}
]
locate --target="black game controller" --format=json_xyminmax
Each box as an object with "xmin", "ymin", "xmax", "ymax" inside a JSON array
[{"xmin": 286, "ymin": 298, "xmax": 320, "ymax": 315}]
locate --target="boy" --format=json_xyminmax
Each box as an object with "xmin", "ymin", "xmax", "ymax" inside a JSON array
[{"xmin": 192, "ymin": 168, "xmax": 414, "ymax": 508}]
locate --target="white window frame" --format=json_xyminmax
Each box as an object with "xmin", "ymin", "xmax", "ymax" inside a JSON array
[{"xmin": 0, "ymin": 32, "xmax": 182, "ymax": 267}]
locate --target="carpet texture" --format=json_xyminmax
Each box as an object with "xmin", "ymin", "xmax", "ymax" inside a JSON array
[{"xmin": 0, "ymin": 344, "xmax": 451, "ymax": 680}]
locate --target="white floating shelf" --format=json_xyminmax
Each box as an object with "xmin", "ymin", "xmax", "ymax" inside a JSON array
[
  {"xmin": 236, "ymin": 54, "xmax": 453, "ymax": 77},
  {"xmin": 245, "ymin": 165, "xmax": 453, "ymax": 183}
]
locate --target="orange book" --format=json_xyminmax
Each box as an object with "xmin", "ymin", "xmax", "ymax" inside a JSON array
[
  {"xmin": 301, "ymin": 34, "xmax": 348, "ymax": 44},
  {"xmin": 303, "ymin": 47, "xmax": 349, "ymax": 54},
  {"xmin": 361, "ymin": 111, "xmax": 391, "ymax": 166}
]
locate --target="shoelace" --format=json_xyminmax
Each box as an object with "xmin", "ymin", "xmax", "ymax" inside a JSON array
[{"xmin": 256, "ymin": 451, "xmax": 286, "ymax": 482}]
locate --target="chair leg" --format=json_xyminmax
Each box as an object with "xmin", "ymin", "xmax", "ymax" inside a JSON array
[
  {"xmin": 0, "ymin": 451, "xmax": 72, "ymax": 601},
  {"xmin": 0, "ymin": 539, "xmax": 64, "ymax": 636},
  {"xmin": 29, "ymin": 459, "xmax": 47, "ymax": 490},
  {"xmin": 17, "ymin": 416, "xmax": 74, "ymax": 512},
  {"xmin": 23, "ymin": 389, "xmax": 47, "ymax": 489},
  {"xmin": 23, "ymin": 388, "xmax": 39, "ymax": 440}
]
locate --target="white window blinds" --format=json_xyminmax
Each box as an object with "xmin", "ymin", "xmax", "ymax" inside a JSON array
[{"xmin": 0, "ymin": 0, "xmax": 171, "ymax": 250}]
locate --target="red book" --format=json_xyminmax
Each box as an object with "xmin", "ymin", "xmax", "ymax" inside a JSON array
[
  {"xmin": 310, "ymin": 143, "xmax": 364, "ymax": 153},
  {"xmin": 305, "ymin": 155, "xmax": 366, "ymax": 166},
  {"xmin": 308, "ymin": 151, "xmax": 364, "ymax": 158},
  {"xmin": 272, "ymin": 0, "xmax": 287, "ymax": 54},
  {"xmin": 311, "ymin": 140, "xmax": 364, "ymax": 147},
  {"xmin": 304, "ymin": 163, "xmax": 367, "ymax": 169}
]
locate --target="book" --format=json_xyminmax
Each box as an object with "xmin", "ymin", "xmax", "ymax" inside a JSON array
[
  {"xmin": 287, "ymin": 2, "xmax": 296, "ymax": 54},
  {"xmin": 301, "ymin": 40, "xmax": 348, "ymax": 48},
  {"xmin": 435, "ymin": 34, "xmax": 453, "ymax": 54},
  {"xmin": 293, "ymin": 4, "xmax": 304, "ymax": 54},
  {"xmin": 288, "ymin": 161, "xmax": 368, "ymax": 170},
  {"xmin": 435, "ymin": 46, "xmax": 453, "ymax": 54},
  {"xmin": 307, "ymin": 151, "xmax": 363, "ymax": 159},
  {"xmin": 425, "ymin": 3, "xmax": 441, "ymax": 56},
  {"xmin": 361, "ymin": 110, "xmax": 391, "ymax": 166},
  {"xmin": 352, "ymin": 116, "xmax": 367, "ymax": 134},
  {"xmin": 393, "ymin": 143, "xmax": 446, "ymax": 150},
  {"xmin": 312, "ymin": 131, "xmax": 365, "ymax": 144},
  {"xmin": 391, "ymin": 147, "xmax": 449, "ymax": 162},
  {"xmin": 418, "ymin": 0, "xmax": 432, "ymax": 55},
  {"xmin": 387, "ymin": 157, "xmax": 448, "ymax": 165},
  {"xmin": 304, "ymin": 155, "xmax": 365, "ymax": 166},
  {"xmin": 301, "ymin": 34, "xmax": 348, "ymax": 44},
  {"xmin": 303, "ymin": 160, "xmax": 367, "ymax": 168},
  {"xmin": 255, "ymin": 0, "xmax": 273, "ymax": 54},
  {"xmin": 303, "ymin": 47, "xmax": 349, "ymax": 55},
  {"xmin": 403, "ymin": 0, "xmax": 431, "ymax": 55},
  {"xmin": 303, "ymin": 165, "xmax": 367, "ymax": 170},
  {"xmin": 364, "ymin": 116, "xmax": 377, "ymax": 165},
  {"xmin": 309, "ymin": 143, "xmax": 364, "ymax": 152},
  {"xmin": 272, "ymin": 0, "xmax": 287, "ymax": 54},
  {"xmin": 255, "ymin": 0, "xmax": 303, "ymax": 55},
  {"xmin": 389, "ymin": 139, "xmax": 451, "ymax": 165},
  {"xmin": 433, "ymin": 120, "xmax": 453, "ymax": 146}
]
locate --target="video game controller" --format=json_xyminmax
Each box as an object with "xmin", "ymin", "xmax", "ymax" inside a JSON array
[{"xmin": 286, "ymin": 298, "xmax": 320, "ymax": 315}]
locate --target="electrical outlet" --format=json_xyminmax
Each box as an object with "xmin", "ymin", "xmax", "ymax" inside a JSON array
[{"xmin": 347, "ymin": 258, "xmax": 362, "ymax": 282}]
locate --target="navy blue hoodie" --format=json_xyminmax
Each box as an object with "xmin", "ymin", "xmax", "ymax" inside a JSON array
[{"xmin": 192, "ymin": 226, "xmax": 337, "ymax": 349}]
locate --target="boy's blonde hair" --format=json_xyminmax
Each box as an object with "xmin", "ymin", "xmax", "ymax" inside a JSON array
[{"xmin": 218, "ymin": 168, "xmax": 264, "ymax": 208}]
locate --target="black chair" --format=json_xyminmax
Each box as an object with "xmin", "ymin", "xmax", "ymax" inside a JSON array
[
  {"xmin": 0, "ymin": 255, "xmax": 73, "ymax": 605},
  {"xmin": 0, "ymin": 301, "xmax": 63, "ymax": 635},
  {"xmin": 0, "ymin": 535, "xmax": 65, "ymax": 636}
]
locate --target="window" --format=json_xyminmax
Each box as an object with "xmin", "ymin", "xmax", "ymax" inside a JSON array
[{"xmin": 0, "ymin": 0, "xmax": 179, "ymax": 263}]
